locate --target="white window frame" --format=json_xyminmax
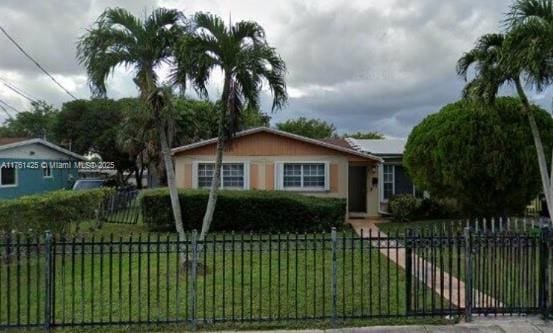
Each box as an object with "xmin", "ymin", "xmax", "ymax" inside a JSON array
[
  {"xmin": 379, "ymin": 163, "xmax": 395, "ymax": 202},
  {"xmin": 42, "ymin": 164, "xmax": 53, "ymax": 179},
  {"xmin": 0, "ymin": 166, "xmax": 18, "ymax": 188},
  {"xmin": 192, "ymin": 161, "xmax": 250, "ymax": 190},
  {"xmin": 275, "ymin": 161, "xmax": 330, "ymax": 192}
]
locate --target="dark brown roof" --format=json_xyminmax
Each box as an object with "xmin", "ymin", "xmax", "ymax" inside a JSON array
[
  {"xmin": 0, "ymin": 137, "xmax": 29, "ymax": 146},
  {"xmin": 319, "ymin": 138, "xmax": 352, "ymax": 149}
]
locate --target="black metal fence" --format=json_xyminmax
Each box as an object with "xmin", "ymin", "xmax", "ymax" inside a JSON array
[
  {"xmin": 100, "ymin": 189, "xmax": 140, "ymax": 224},
  {"xmin": 0, "ymin": 227, "xmax": 552, "ymax": 331}
]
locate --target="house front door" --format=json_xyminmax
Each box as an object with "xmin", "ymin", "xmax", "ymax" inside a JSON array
[{"xmin": 348, "ymin": 166, "xmax": 367, "ymax": 212}]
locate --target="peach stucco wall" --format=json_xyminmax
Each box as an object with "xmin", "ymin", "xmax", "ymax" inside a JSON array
[{"xmin": 173, "ymin": 131, "xmax": 379, "ymax": 217}]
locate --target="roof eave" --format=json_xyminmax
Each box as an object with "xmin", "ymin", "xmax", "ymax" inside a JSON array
[
  {"xmin": 171, "ymin": 127, "xmax": 383, "ymax": 163},
  {"xmin": 0, "ymin": 139, "xmax": 84, "ymax": 160}
]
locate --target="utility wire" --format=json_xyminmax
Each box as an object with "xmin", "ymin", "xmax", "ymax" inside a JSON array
[
  {"xmin": 0, "ymin": 25, "xmax": 78, "ymax": 100},
  {"xmin": 0, "ymin": 77, "xmax": 39, "ymax": 103},
  {"xmin": 2, "ymin": 83, "xmax": 37, "ymax": 103},
  {"xmin": 0, "ymin": 103, "xmax": 13, "ymax": 120},
  {"xmin": 0, "ymin": 99, "xmax": 20, "ymax": 113}
]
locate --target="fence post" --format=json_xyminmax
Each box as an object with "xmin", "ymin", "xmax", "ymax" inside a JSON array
[
  {"xmin": 331, "ymin": 227, "xmax": 337, "ymax": 327},
  {"xmin": 539, "ymin": 226, "xmax": 549, "ymax": 319},
  {"xmin": 463, "ymin": 227, "xmax": 472, "ymax": 322},
  {"xmin": 189, "ymin": 230, "xmax": 198, "ymax": 331},
  {"xmin": 405, "ymin": 229, "xmax": 413, "ymax": 315},
  {"xmin": 44, "ymin": 231, "xmax": 53, "ymax": 332}
]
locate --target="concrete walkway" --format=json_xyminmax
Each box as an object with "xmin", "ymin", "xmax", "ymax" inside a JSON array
[
  {"xmin": 221, "ymin": 316, "xmax": 553, "ymax": 332},
  {"xmin": 348, "ymin": 219, "xmax": 501, "ymax": 309}
]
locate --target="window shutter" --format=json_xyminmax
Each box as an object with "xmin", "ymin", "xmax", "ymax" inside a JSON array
[
  {"xmin": 324, "ymin": 162, "xmax": 330, "ymax": 191},
  {"xmin": 191, "ymin": 162, "xmax": 199, "ymax": 189},
  {"xmin": 274, "ymin": 162, "xmax": 282, "ymax": 190},
  {"xmin": 243, "ymin": 162, "xmax": 250, "ymax": 190}
]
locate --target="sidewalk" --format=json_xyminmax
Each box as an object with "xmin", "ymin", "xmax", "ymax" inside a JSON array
[
  {"xmin": 347, "ymin": 219, "xmax": 501, "ymax": 309},
  {"xmin": 220, "ymin": 317, "xmax": 553, "ymax": 332}
]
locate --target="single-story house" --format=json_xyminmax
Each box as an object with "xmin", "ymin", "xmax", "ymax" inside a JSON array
[
  {"xmin": 0, "ymin": 138, "xmax": 82, "ymax": 199},
  {"xmin": 347, "ymin": 138, "xmax": 417, "ymax": 214},
  {"xmin": 172, "ymin": 127, "xmax": 386, "ymax": 217}
]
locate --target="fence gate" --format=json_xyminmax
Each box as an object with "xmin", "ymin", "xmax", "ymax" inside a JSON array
[
  {"xmin": 100, "ymin": 189, "xmax": 141, "ymax": 224},
  {"xmin": 405, "ymin": 227, "xmax": 552, "ymax": 320}
]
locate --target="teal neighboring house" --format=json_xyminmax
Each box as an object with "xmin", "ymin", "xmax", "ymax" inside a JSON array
[{"xmin": 0, "ymin": 138, "xmax": 83, "ymax": 199}]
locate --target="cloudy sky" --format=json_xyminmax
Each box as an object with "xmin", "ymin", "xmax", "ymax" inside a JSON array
[{"xmin": 1, "ymin": 0, "xmax": 552, "ymax": 138}]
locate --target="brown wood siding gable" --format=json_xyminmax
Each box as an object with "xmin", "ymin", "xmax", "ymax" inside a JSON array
[{"xmin": 181, "ymin": 132, "xmax": 361, "ymax": 157}]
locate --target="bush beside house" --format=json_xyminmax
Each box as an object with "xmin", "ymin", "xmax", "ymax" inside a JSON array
[
  {"xmin": 404, "ymin": 97, "xmax": 553, "ymax": 217},
  {"xmin": 389, "ymin": 194, "xmax": 460, "ymax": 222},
  {"xmin": 141, "ymin": 189, "xmax": 347, "ymax": 232},
  {"xmin": 0, "ymin": 188, "xmax": 114, "ymax": 233}
]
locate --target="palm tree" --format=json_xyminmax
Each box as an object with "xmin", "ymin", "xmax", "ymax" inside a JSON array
[
  {"xmin": 77, "ymin": 8, "xmax": 188, "ymax": 242},
  {"xmin": 173, "ymin": 13, "xmax": 287, "ymax": 241},
  {"xmin": 457, "ymin": 0, "xmax": 553, "ymax": 218}
]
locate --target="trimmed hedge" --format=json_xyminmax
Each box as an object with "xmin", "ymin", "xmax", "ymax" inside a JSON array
[
  {"xmin": 0, "ymin": 188, "xmax": 114, "ymax": 233},
  {"xmin": 389, "ymin": 194, "xmax": 417, "ymax": 222},
  {"xmin": 141, "ymin": 189, "xmax": 347, "ymax": 232}
]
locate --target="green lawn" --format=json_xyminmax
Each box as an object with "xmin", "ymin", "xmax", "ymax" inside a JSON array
[
  {"xmin": 378, "ymin": 220, "xmax": 542, "ymax": 312},
  {"xmin": 0, "ymin": 230, "xmax": 450, "ymax": 330}
]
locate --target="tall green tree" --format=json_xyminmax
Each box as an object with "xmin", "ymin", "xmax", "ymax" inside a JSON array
[
  {"xmin": 276, "ymin": 117, "xmax": 336, "ymax": 139},
  {"xmin": 55, "ymin": 99, "xmax": 136, "ymax": 182},
  {"xmin": 116, "ymin": 98, "xmax": 158, "ymax": 189},
  {"xmin": 174, "ymin": 13, "xmax": 287, "ymax": 241},
  {"xmin": 173, "ymin": 99, "xmax": 270, "ymax": 146},
  {"xmin": 404, "ymin": 98, "xmax": 553, "ymax": 217},
  {"xmin": 457, "ymin": 0, "xmax": 553, "ymax": 218},
  {"xmin": 0, "ymin": 101, "xmax": 57, "ymax": 139},
  {"xmin": 78, "ymin": 8, "xmax": 189, "ymax": 242},
  {"xmin": 344, "ymin": 131, "xmax": 384, "ymax": 139}
]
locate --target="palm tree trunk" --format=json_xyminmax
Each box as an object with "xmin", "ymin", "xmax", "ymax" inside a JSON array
[
  {"xmin": 199, "ymin": 107, "xmax": 226, "ymax": 241},
  {"xmin": 199, "ymin": 73, "xmax": 230, "ymax": 241},
  {"xmin": 514, "ymin": 77, "xmax": 553, "ymax": 218},
  {"xmin": 158, "ymin": 121, "xmax": 186, "ymax": 241}
]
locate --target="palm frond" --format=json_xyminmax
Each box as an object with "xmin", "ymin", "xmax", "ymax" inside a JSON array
[
  {"xmin": 503, "ymin": 11, "xmax": 553, "ymax": 91},
  {"xmin": 193, "ymin": 12, "xmax": 227, "ymax": 42},
  {"xmin": 98, "ymin": 7, "xmax": 144, "ymax": 36},
  {"xmin": 232, "ymin": 21, "xmax": 266, "ymax": 46},
  {"xmin": 146, "ymin": 8, "xmax": 183, "ymax": 31},
  {"xmin": 77, "ymin": 25, "xmax": 137, "ymax": 96},
  {"xmin": 224, "ymin": 78, "xmax": 244, "ymax": 141},
  {"xmin": 506, "ymin": 0, "xmax": 553, "ymax": 27},
  {"xmin": 78, "ymin": 7, "xmax": 187, "ymax": 98}
]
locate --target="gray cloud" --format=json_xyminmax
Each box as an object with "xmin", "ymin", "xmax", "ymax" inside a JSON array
[
  {"xmin": 268, "ymin": 0, "xmax": 518, "ymax": 136},
  {"xmin": 1, "ymin": 0, "xmax": 551, "ymax": 137}
]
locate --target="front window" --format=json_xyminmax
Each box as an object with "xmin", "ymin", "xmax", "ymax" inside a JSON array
[
  {"xmin": 383, "ymin": 164, "xmax": 394, "ymax": 200},
  {"xmin": 198, "ymin": 163, "xmax": 215, "ymax": 188},
  {"xmin": 0, "ymin": 166, "xmax": 16, "ymax": 187},
  {"xmin": 282, "ymin": 163, "xmax": 326, "ymax": 190},
  {"xmin": 222, "ymin": 164, "xmax": 244, "ymax": 188},
  {"xmin": 198, "ymin": 163, "xmax": 245, "ymax": 189},
  {"xmin": 42, "ymin": 164, "xmax": 52, "ymax": 178}
]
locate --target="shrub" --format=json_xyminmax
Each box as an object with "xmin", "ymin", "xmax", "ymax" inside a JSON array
[
  {"xmin": 404, "ymin": 97, "xmax": 553, "ymax": 217},
  {"xmin": 141, "ymin": 189, "xmax": 347, "ymax": 232},
  {"xmin": 411, "ymin": 197, "xmax": 460, "ymax": 220},
  {"xmin": 389, "ymin": 194, "xmax": 417, "ymax": 222},
  {"xmin": 0, "ymin": 188, "xmax": 114, "ymax": 234}
]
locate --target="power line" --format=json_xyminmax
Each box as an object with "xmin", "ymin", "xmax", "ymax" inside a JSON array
[
  {"xmin": 0, "ymin": 103, "xmax": 13, "ymax": 120},
  {"xmin": 0, "ymin": 77, "xmax": 39, "ymax": 103},
  {"xmin": 0, "ymin": 99, "xmax": 20, "ymax": 113},
  {"xmin": 2, "ymin": 83, "xmax": 37, "ymax": 103},
  {"xmin": 0, "ymin": 25, "xmax": 78, "ymax": 100}
]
